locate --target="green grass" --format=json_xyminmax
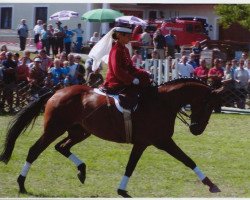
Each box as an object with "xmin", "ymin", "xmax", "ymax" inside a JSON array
[{"xmin": 0, "ymin": 113, "xmax": 249, "ymax": 197}]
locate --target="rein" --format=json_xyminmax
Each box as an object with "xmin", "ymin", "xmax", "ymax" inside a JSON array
[{"xmin": 177, "ymin": 109, "xmax": 191, "ymax": 127}]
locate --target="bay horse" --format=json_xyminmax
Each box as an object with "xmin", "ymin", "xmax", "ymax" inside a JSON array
[{"xmin": 0, "ymin": 78, "xmax": 223, "ymax": 197}]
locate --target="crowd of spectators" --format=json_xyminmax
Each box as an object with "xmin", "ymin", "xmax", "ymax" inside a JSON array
[{"xmin": 0, "ymin": 45, "xmax": 104, "ymax": 114}]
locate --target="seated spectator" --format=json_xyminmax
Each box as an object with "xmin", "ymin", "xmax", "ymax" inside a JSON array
[
  {"xmin": 37, "ymin": 49, "xmax": 53, "ymax": 72},
  {"xmin": 28, "ymin": 57, "xmax": 47, "ymax": 98},
  {"xmin": 176, "ymin": 55, "xmax": 194, "ymax": 78},
  {"xmin": 0, "ymin": 45, "xmax": 8, "ymax": 52},
  {"xmin": 193, "ymin": 58, "xmax": 209, "ymax": 83},
  {"xmin": 187, "ymin": 53, "xmax": 198, "ymax": 69},
  {"xmin": 223, "ymin": 61, "xmax": 233, "ymax": 81},
  {"xmin": 20, "ymin": 50, "xmax": 32, "ymax": 67},
  {"xmin": 131, "ymin": 49, "xmax": 143, "ymax": 67},
  {"xmin": 87, "ymin": 67, "xmax": 104, "ymax": 88},
  {"xmin": 89, "ymin": 32, "xmax": 99, "ymax": 47},
  {"xmin": 48, "ymin": 58, "xmax": 64, "ymax": 86},
  {"xmin": 140, "ymin": 27, "xmax": 152, "ymax": 46},
  {"xmin": 67, "ymin": 54, "xmax": 79, "ymax": 85},
  {"xmin": 0, "ymin": 51, "xmax": 6, "ymax": 65},
  {"xmin": 61, "ymin": 61, "xmax": 70, "ymax": 87},
  {"xmin": 84, "ymin": 58, "xmax": 93, "ymax": 79},
  {"xmin": 44, "ymin": 72, "xmax": 54, "ymax": 89},
  {"xmin": 74, "ymin": 54, "xmax": 86, "ymax": 84}
]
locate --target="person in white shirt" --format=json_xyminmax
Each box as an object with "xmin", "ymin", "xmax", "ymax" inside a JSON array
[
  {"xmin": 176, "ymin": 55, "xmax": 194, "ymax": 78},
  {"xmin": 33, "ymin": 20, "xmax": 43, "ymax": 53},
  {"xmin": 89, "ymin": 32, "xmax": 99, "ymax": 47}
]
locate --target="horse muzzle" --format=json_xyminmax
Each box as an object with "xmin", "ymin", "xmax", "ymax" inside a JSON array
[{"xmin": 189, "ymin": 122, "xmax": 204, "ymax": 135}]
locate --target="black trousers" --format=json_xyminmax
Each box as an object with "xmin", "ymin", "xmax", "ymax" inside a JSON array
[{"xmin": 19, "ymin": 36, "xmax": 26, "ymax": 51}]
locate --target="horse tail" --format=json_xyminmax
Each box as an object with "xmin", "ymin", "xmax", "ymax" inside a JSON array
[{"xmin": 0, "ymin": 90, "xmax": 54, "ymax": 164}]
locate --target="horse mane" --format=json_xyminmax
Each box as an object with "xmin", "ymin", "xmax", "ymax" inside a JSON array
[{"xmin": 159, "ymin": 77, "xmax": 209, "ymax": 87}]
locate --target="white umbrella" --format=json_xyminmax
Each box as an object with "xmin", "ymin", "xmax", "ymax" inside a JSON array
[
  {"xmin": 115, "ymin": 15, "xmax": 148, "ymax": 26},
  {"xmin": 49, "ymin": 10, "xmax": 79, "ymax": 21}
]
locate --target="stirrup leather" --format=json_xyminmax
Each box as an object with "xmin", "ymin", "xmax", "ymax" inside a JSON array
[{"xmin": 123, "ymin": 109, "xmax": 132, "ymax": 143}]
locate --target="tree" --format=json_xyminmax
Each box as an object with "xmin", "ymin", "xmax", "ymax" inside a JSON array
[{"xmin": 215, "ymin": 4, "xmax": 250, "ymax": 30}]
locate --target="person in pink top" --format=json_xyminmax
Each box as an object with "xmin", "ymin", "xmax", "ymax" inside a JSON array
[
  {"xmin": 208, "ymin": 58, "xmax": 224, "ymax": 89},
  {"xmin": 193, "ymin": 58, "xmax": 209, "ymax": 83}
]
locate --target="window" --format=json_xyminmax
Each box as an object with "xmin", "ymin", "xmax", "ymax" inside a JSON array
[
  {"xmin": 1, "ymin": 7, "xmax": 12, "ymax": 29},
  {"xmin": 35, "ymin": 7, "xmax": 47, "ymax": 25},
  {"xmin": 186, "ymin": 24, "xmax": 193, "ymax": 33},
  {"xmin": 149, "ymin": 11, "xmax": 157, "ymax": 20}
]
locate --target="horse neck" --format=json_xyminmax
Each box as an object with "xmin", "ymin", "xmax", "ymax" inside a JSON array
[{"xmin": 158, "ymin": 82, "xmax": 209, "ymax": 108}]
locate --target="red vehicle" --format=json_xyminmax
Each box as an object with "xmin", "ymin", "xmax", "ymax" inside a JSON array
[{"xmin": 131, "ymin": 18, "xmax": 209, "ymax": 49}]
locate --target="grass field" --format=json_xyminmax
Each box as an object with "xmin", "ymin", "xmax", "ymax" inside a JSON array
[{"xmin": 0, "ymin": 113, "xmax": 249, "ymax": 198}]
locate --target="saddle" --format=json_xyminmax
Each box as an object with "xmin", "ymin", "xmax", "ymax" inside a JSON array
[{"xmin": 98, "ymin": 85, "xmax": 158, "ymax": 143}]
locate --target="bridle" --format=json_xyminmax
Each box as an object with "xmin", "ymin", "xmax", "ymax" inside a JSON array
[{"xmin": 177, "ymin": 109, "xmax": 191, "ymax": 127}]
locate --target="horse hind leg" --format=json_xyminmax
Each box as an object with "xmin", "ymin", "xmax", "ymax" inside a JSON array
[
  {"xmin": 54, "ymin": 124, "xmax": 90, "ymax": 184},
  {"xmin": 17, "ymin": 129, "xmax": 65, "ymax": 193}
]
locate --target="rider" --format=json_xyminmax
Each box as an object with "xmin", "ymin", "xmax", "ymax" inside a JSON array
[{"xmin": 101, "ymin": 26, "xmax": 152, "ymax": 109}]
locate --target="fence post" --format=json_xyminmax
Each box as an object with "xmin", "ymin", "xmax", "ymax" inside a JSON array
[
  {"xmin": 136, "ymin": 58, "xmax": 140, "ymax": 68},
  {"xmin": 158, "ymin": 59, "xmax": 163, "ymax": 85},
  {"xmin": 153, "ymin": 60, "xmax": 158, "ymax": 83},
  {"xmin": 172, "ymin": 58, "xmax": 179, "ymax": 79},
  {"xmin": 164, "ymin": 58, "xmax": 170, "ymax": 82},
  {"xmin": 145, "ymin": 59, "xmax": 150, "ymax": 71}
]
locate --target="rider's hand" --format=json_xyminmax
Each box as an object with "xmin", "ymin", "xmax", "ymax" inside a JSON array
[{"xmin": 133, "ymin": 78, "xmax": 140, "ymax": 85}]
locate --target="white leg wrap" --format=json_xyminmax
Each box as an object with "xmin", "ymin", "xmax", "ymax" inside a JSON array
[
  {"xmin": 118, "ymin": 176, "xmax": 129, "ymax": 190},
  {"xmin": 20, "ymin": 162, "xmax": 31, "ymax": 177},
  {"xmin": 68, "ymin": 154, "xmax": 83, "ymax": 167},
  {"xmin": 193, "ymin": 166, "xmax": 206, "ymax": 181}
]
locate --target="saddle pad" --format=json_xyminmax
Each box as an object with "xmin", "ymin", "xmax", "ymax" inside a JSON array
[{"xmin": 93, "ymin": 88, "xmax": 123, "ymax": 113}]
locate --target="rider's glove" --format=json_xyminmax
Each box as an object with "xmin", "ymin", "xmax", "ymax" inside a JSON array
[{"xmin": 132, "ymin": 78, "xmax": 140, "ymax": 85}]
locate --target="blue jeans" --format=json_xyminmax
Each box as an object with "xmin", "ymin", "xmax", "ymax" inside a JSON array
[{"xmin": 76, "ymin": 37, "xmax": 83, "ymax": 53}]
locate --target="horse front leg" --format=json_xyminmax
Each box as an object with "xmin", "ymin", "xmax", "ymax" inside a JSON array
[
  {"xmin": 118, "ymin": 144, "xmax": 147, "ymax": 198},
  {"xmin": 154, "ymin": 138, "xmax": 221, "ymax": 193}
]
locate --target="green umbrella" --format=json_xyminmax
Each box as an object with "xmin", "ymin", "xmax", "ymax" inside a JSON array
[{"xmin": 81, "ymin": 8, "xmax": 124, "ymax": 23}]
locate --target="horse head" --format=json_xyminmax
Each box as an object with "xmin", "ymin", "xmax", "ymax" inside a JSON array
[{"xmin": 189, "ymin": 86, "xmax": 221, "ymax": 135}]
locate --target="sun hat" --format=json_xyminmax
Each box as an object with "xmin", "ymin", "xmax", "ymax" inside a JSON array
[{"xmin": 34, "ymin": 57, "xmax": 41, "ymax": 62}]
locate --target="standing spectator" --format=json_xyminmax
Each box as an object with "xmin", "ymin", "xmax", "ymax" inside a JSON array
[
  {"xmin": 140, "ymin": 27, "xmax": 152, "ymax": 60},
  {"xmin": 230, "ymin": 59, "xmax": 238, "ymax": 80},
  {"xmin": 164, "ymin": 30, "xmax": 176, "ymax": 58},
  {"xmin": 208, "ymin": 58, "xmax": 224, "ymax": 113},
  {"xmin": 131, "ymin": 49, "xmax": 143, "ymax": 67},
  {"xmin": 1, "ymin": 52, "xmax": 17, "ymax": 113},
  {"xmin": 234, "ymin": 59, "xmax": 249, "ymax": 109},
  {"xmin": 86, "ymin": 67, "xmax": 104, "ymax": 88},
  {"xmin": 73, "ymin": 23, "xmax": 84, "ymax": 53},
  {"xmin": 176, "ymin": 55, "xmax": 194, "ymax": 78},
  {"xmin": 153, "ymin": 29, "xmax": 166, "ymax": 59},
  {"xmin": 193, "ymin": 58, "xmax": 209, "ymax": 83},
  {"xmin": 33, "ymin": 19, "xmax": 43, "ymax": 53},
  {"xmin": 208, "ymin": 58, "xmax": 224, "ymax": 89},
  {"xmin": 54, "ymin": 21, "xmax": 65, "ymax": 55},
  {"xmin": 74, "ymin": 54, "xmax": 86, "ymax": 84},
  {"xmin": 63, "ymin": 25, "xmax": 74, "ymax": 55},
  {"xmin": 241, "ymin": 51, "xmax": 249, "ymax": 66},
  {"xmin": 140, "ymin": 27, "xmax": 152, "ymax": 46},
  {"xmin": 17, "ymin": 19, "xmax": 29, "ymax": 51},
  {"xmin": 192, "ymin": 41, "xmax": 202, "ymax": 66},
  {"xmin": 47, "ymin": 24, "xmax": 55, "ymax": 57},
  {"xmin": 40, "ymin": 23, "xmax": 50, "ymax": 55},
  {"xmin": 89, "ymin": 32, "xmax": 100, "ymax": 47}
]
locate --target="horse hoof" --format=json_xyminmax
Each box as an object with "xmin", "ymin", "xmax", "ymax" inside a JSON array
[
  {"xmin": 117, "ymin": 189, "xmax": 132, "ymax": 198},
  {"xmin": 17, "ymin": 175, "xmax": 27, "ymax": 194},
  {"xmin": 209, "ymin": 185, "xmax": 221, "ymax": 193},
  {"xmin": 77, "ymin": 163, "xmax": 86, "ymax": 184}
]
